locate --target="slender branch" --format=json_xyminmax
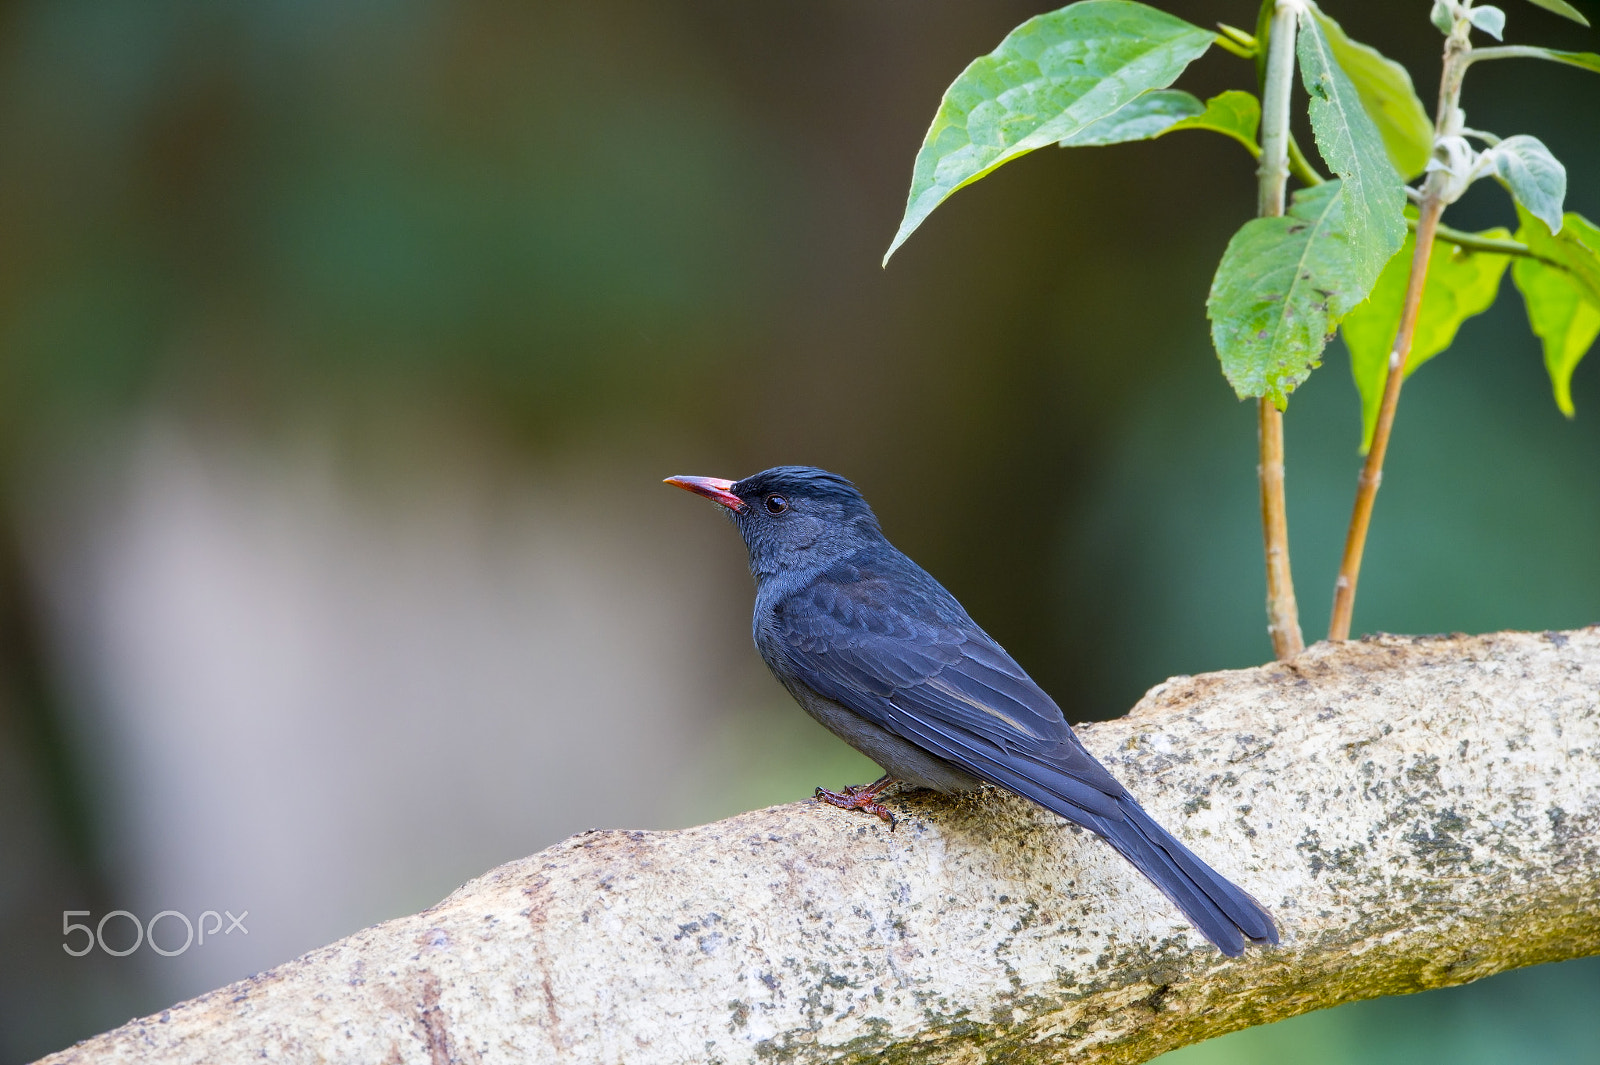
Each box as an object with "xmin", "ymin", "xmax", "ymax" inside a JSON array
[
  {"xmin": 1427, "ymin": 218, "xmax": 1564, "ymax": 266},
  {"xmin": 33, "ymin": 629, "xmax": 1600, "ymax": 1065},
  {"xmin": 1257, "ymin": 401, "xmax": 1302, "ymax": 658},
  {"xmin": 1465, "ymin": 44, "xmax": 1569, "ymax": 65},
  {"xmin": 1255, "ymin": 0, "xmax": 1305, "ymax": 660},
  {"xmin": 1329, "ymin": 16, "xmax": 1474, "ymax": 642},
  {"xmin": 1329, "ymin": 201, "xmax": 1444, "ymax": 641}
]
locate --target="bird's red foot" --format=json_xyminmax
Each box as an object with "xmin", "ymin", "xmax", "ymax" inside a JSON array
[{"xmin": 814, "ymin": 774, "xmax": 898, "ymax": 828}]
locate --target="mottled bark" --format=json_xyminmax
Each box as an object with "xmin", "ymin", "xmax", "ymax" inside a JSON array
[{"xmin": 38, "ymin": 629, "xmax": 1600, "ymax": 1065}]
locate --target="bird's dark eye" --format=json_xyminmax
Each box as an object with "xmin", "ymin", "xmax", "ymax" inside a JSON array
[{"xmin": 763, "ymin": 494, "xmax": 789, "ymax": 514}]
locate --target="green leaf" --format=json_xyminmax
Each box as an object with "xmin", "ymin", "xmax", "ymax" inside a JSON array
[
  {"xmin": 1521, "ymin": 0, "xmax": 1591, "ymax": 28},
  {"xmin": 1516, "ymin": 260, "xmax": 1600, "ymax": 416},
  {"xmin": 1514, "ymin": 207, "xmax": 1600, "ymax": 415},
  {"xmin": 1297, "ymin": 8, "xmax": 1407, "ymax": 286},
  {"xmin": 1491, "ymin": 134, "xmax": 1567, "ymax": 233},
  {"xmin": 1208, "ymin": 181, "xmax": 1379, "ymax": 406},
  {"xmin": 1305, "ymin": 6, "xmax": 1435, "ymax": 179},
  {"xmin": 1056, "ymin": 89, "xmax": 1203, "ymax": 146},
  {"xmin": 1517, "ymin": 207, "xmax": 1600, "ymax": 304},
  {"xmin": 1469, "ymin": 5, "xmax": 1508, "ymax": 38},
  {"xmin": 1431, "ymin": 1, "xmax": 1457, "ymax": 34},
  {"xmin": 1511, "ymin": 47, "xmax": 1600, "ymax": 74},
  {"xmin": 883, "ymin": 0, "xmax": 1213, "ymax": 264},
  {"xmin": 1161, "ymin": 90, "xmax": 1262, "ymax": 155},
  {"xmin": 1341, "ymin": 226, "xmax": 1511, "ymax": 449}
]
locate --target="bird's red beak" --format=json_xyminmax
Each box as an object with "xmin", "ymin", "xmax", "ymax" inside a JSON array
[{"xmin": 663, "ymin": 474, "xmax": 747, "ymax": 513}]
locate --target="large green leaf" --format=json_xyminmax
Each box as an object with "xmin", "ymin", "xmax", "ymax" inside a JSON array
[
  {"xmin": 1208, "ymin": 181, "xmax": 1378, "ymax": 407},
  {"xmin": 1296, "ymin": 8, "xmax": 1407, "ymax": 287},
  {"xmin": 1056, "ymin": 89, "xmax": 1203, "ymax": 146},
  {"xmin": 1513, "ymin": 207, "xmax": 1600, "ymax": 415},
  {"xmin": 1492, "ymin": 134, "xmax": 1567, "ymax": 233},
  {"xmin": 1341, "ymin": 228, "xmax": 1511, "ymax": 449},
  {"xmin": 1306, "ymin": 5, "xmax": 1435, "ymax": 179},
  {"xmin": 1521, "ymin": 0, "xmax": 1591, "ymax": 28},
  {"xmin": 1161, "ymin": 90, "xmax": 1261, "ymax": 155},
  {"xmin": 883, "ymin": 0, "xmax": 1213, "ymax": 263}
]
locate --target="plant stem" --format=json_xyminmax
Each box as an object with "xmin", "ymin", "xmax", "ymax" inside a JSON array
[
  {"xmin": 1256, "ymin": 0, "xmax": 1305, "ymax": 660},
  {"xmin": 1257, "ymin": 1, "xmax": 1298, "ymax": 217},
  {"xmin": 1427, "ymin": 219, "xmax": 1562, "ymax": 266},
  {"xmin": 1328, "ymin": 18, "xmax": 1473, "ymax": 642},
  {"xmin": 1464, "ymin": 45, "xmax": 1566, "ymax": 65},
  {"xmin": 1257, "ymin": 401, "xmax": 1301, "ymax": 657},
  {"xmin": 1287, "ymin": 134, "xmax": 1325, "ymax": 187},
  {"xmin": 1214, "ymin": 31, "xmax": 1256, "ymax": 60},
  {"xmin": 1328, "ymin": 201, "xmax": 1445, "ymax": 641}
]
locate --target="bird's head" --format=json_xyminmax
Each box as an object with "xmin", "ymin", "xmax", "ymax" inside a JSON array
[{"xmin": 664, "ymin": 465, "xmax": 883, "ymax": 578}]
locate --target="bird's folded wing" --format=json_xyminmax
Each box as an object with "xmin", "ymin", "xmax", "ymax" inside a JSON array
[{"xmin": 771, "ymin": 560, "xmax": 1128, "ymax": 814}]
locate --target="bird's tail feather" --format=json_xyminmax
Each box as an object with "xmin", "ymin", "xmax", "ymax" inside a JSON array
[
  {"xmin": 1090, "ymin": 796, "xmax": 1279, "ymax": 957},
  {"xmin": 922, "ymin": 745, "xmax": 1278, "ymax": 956}
]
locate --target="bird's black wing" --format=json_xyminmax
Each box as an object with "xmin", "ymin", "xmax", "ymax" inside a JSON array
[
  {"xmin": 765, "ymin": 548, "xmax": 1279, "ymax": 955},
  {"xmin": 764, "ymin": 549, "xmax": 1129, "ymax": 820}
]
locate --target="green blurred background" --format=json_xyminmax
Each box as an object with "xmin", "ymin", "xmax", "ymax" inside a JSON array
[{"xmin": 0, "ymin": 1, "xmax": 1596, "ymax": 1061}]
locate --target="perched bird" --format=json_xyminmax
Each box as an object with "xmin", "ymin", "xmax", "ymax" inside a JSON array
[{"xmin": 665, "ymin": 465, "xmax": 1278, "ymax": 956}]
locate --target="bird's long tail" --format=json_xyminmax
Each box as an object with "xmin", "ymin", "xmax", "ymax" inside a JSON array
[
  {"xmin": 960, "ymin": 753, "xmax": 1278, "ymax": 955},
  {"xmin": 1088, "ymin": 795, "xmax": 1278, "ymax": 957},
  {"xmin": 888, "ymin": 724, "xmax": 1279, "ymax": 955}
]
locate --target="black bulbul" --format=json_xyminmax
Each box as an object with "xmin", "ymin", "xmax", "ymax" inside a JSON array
[{"xmin": 666, "ymin": 465, "xmax": 1278, "ymax": 956}]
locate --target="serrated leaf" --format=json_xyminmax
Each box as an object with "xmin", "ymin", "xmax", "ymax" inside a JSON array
[
  {"xmin": 884, "ymin": 0, "xmax": 1213, "ymax": 264},
  {"xmin": 1522, "ymin": 0, "xmax": 1591, "ymax": 28},
  {"xmin": 1057, "ymin": 89, "xmax": 1204, "ymax": 146},
  {"xmin": 1297, "ymin": 9, "xmax": 1407, "ymax": 287},
  {"xmin": 1306, "ymin": 5, "xmax": 1435, "ymax": 179},
  {"xmin": 1161, "ymin": 89, "xmax": 1261, "ymax": 155},
  {"xmin": 1517, "ymin": 207, "xmax": 1600, "ymax": 303},
  {"xmin": 1208, "ymin": 181, "xmax": 1379, "ymax": 406},
  {"xmin": 1469, "ymin": 5, "xmax": 1508, "ymax": 38},
  {"xmin": 1341, "ymin": 226, "xmax": 1511, "ymax": 448},
  {"xmin": 1514, "ymin": 207, "xmax": 1600, "ymax": 414},
  {"xmin": 1492, "ymin": 134, "xmax": 1567, "ymax": 233},
  {"xmin": 1516, "ymin": 259, "xmax": 1600, "ymax": 415}
]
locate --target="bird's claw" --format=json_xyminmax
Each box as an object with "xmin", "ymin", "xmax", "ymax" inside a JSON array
[{"xmin": 813, "ymin": 777, "xmax": 898, "ymax": 829}]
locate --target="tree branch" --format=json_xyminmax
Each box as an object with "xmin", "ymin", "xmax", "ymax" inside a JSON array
[
  {"xmin": 36, "ymin": 628, "xmax": 1600, "ymax": 1065},
  {"xmin": 1254, "ymin": 0, "xmax": 1305, "ymax": 661}
]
